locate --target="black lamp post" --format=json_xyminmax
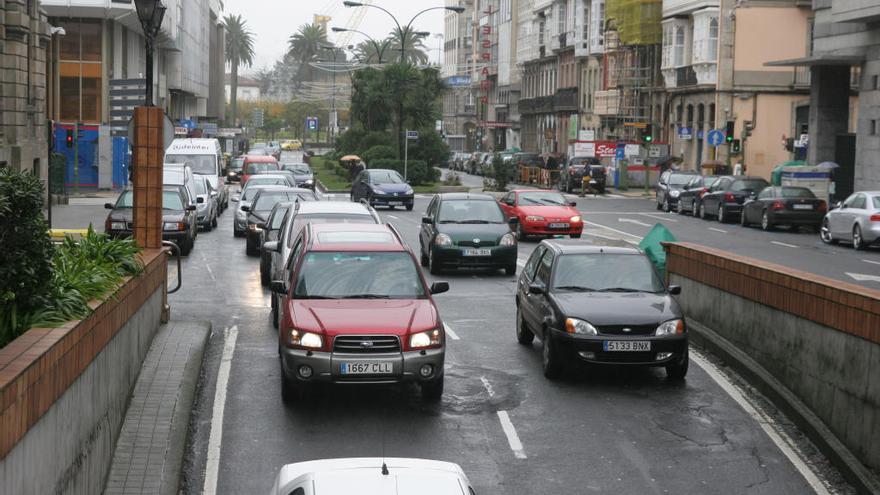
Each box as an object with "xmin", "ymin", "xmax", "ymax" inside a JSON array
[
  {"xmin": 332, "ymin": 26, "xmax": 391, "ymax": 64},
  {"xmin": 134, "ymin": 0, "xmax": 166, "ymax": 106}
]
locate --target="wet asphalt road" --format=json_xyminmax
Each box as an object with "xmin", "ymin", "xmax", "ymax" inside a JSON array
[{"xmin": 163, "ymin": 178, "xmax": 860, "ymax": 494}]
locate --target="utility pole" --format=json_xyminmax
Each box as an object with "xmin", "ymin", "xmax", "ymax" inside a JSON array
[
  {"xmin": 73, "ymin": 121, "xmax": 79, "ymax": 195},
  {"xmin": 404, "ymin": 129, "xmax": 409, "ymax": 182}
]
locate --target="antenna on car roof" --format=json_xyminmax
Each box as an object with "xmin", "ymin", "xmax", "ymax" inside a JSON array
[{"xmin": 381, "ymin": 462, "xmax": 389, "ymax": 476}]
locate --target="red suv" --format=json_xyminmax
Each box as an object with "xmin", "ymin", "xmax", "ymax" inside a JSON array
[
  {"xmin": 241, "ymin": 155, "xmax": 279, "ymax": 184},
  {"xmin": 270, "ymin": 223, "xmax": 450, "ymax": 403}
]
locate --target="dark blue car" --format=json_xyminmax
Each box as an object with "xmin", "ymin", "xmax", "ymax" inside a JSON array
[{"xmin": 350, "ymin": 168, "xmax": 415, "ymax": 210}]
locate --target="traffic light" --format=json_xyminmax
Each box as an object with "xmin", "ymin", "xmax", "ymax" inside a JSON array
[
  {"xmin": 65, "ymin": 129, "xmax": 73, "ymax": 148},
  {"xmin": 731, "ymin": 139, "xmax": 742, "ymax": 154},
  {"xmin": 725, "ymin": 121, "xmax": 734, "ymax": 143},
  {"xmin": 641, "ymin": 124, "xmax": 654, "ymax": 143}
]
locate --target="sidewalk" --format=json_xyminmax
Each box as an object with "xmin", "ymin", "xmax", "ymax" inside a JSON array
[{"xmin": 104, "ymin": 320, "xmax": 211, "ymax": 495}]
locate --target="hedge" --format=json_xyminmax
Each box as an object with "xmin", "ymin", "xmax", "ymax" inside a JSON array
[{"xmin": 370, "ymin": 159, "xmax": 439, "ymax": 186}]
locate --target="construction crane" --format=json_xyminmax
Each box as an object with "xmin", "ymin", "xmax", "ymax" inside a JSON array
[{"xmin": 333, "ymin": 0, "xmax": 373, "ymax": 48}]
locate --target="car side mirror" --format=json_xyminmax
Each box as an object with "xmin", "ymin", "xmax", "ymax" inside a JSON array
[
  {"xmin": 104, "ymin": 202, "xmax": 114, "ymax": 209},
  {"xmin": 430, "ymin": 281, "xmax": 449, "ymax": 295},
  {"xmin": 186, "ymin": 205, "xmax": 197, "ymax": 211},
  {"xmin": 422, "ymin": 215, "xmax": 434, "ymax": 224},
  {"xmin": 528, "ymin": 283, "xmax": 546, "ymax": 295},
  {"xmin": 838, "ymin": 203, "xmax": 846, "ymax": 209},
  {"xmin": 197, "ymin": 196, "xmax": 205, "ymax": 204},
  {"xmin": 568, "ymin": 201, "xmax": 577, "ymax": 207},
  {"xmin": 241, "ymin": 205, "xmax": 250, "ymax": 212},
  {"xmin": 263, "ymin": 241, "xmax": 280, "ymax": 253},
  {"xmin": 270, "ymin": 280, "xmax": 287, "ymax": 294},
  {"xmin": 668, "ymin": 285, "xmax": 682, "ymax": 295},
  {"xmin": 831, "ymin": 201, "xmax": 841, "ymax": 210}
]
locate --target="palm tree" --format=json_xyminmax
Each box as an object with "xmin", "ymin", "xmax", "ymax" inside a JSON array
[
  {"xmin": 224, "ymin": 14, "xmax": 255, "ymax": 126},
  {"xmin": 387, "ymin": 28, "xmax": 429, "ymax": 65},
  {"xmin": 288, "ymin": 23, "xmax": 328, "ymax": 82},
  {"xmin": 353, "ymin": 40, "xmax": 388, "ymax": 64}
]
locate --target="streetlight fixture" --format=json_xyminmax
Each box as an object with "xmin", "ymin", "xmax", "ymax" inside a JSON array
[
  {"xmin": 332, "ymin": 26, "xmax": 391, "ymax": 64},
  {"xmin": 134, "ymin": 0, "xmax": 166, "ymax": 106}
]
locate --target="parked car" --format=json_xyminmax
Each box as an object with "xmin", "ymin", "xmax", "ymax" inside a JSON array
[
  {"xmin": 226, "ymin": 156, "xmax": 245, "ymax": 183},
  {"xmin": 193, "ymin": 175, "xmax": 219, "ymax": 231},
  {"xmin": 241, "ymin": 155, "xmax": 280, "ymax": 184},
  {"xmin": 233, "ymin": 183, "xmax": 292, "ymax": 238},
  {"xmin": 498, "ymin": 190, "xmax": 582, "ymax": 239},
  {"xmin": 513, "ymin": 152, "xmax": 543, "ymax": 170},
  {"xmin": 559, "ymin": 157, "xmax": 604, "ymax": 194},
  {"xmin": 259, "ymin": 202, "xmax": 293, "ymax": 286},
  {"xmin": 477, "ymin": 153, "xmax": 493, "ymax": 176},
  {"xmin": 676, "ymin": 175, "xmax": 718, "ymax": 216},
  {"xmin": 163, "ymin": 138, "xmax": 228, "ymax": 210},
  {"xmin": 243, "ymin": 187, "xmax": 318, "ymax": 255},
  {"xmin": 280, "ymin": 162, "xmax": 316, "ymax": 189},
  {"xmin": 515, "ymin": 240, "xmax": 688, "ymax": 380},
  {"xmin": 350, "ymin": 169, "xmax": 415, "ymax": 210},
  {"xmin": 104, "ymin": 187, "xmax": 198, "ymax": 255},
  {"xmin": 269, "ymin": 223, "xmax": 450, "ymax": 402},
  {"xmin": 264, "ymin": 200, "xmax": 382, "ymax": 328},
  {"xmin": 740, "ymin": 186, "xmax": 827, "ymax": 231},
  {"xmin": 699, "ymin": 176, "xmax": 770, "ymax": 223},
  {"xmin": 419, "ymin": 193, "xmax": 518, "ymax": 275},
  {"xmin": 656, "ymin": 170, "xmax": 698, "ymax": 212},
  {"xmin": 271, "ymin": 458, "xmax": 474, "ymax": 495},
  {"xmin": 820, "ymin": 191, "xmax": 880, "ymax": 250}
]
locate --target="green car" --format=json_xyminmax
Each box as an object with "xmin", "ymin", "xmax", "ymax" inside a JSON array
[{"xmin": 419, "ymin": 193, "xmax": 518, "ymax": 275}]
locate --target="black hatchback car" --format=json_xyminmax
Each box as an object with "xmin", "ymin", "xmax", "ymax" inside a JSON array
[
  {"xmin": 104, "ymin": 186, "xmax": 198, "ymax": 255},
  {"xmin": 559, "ymin": 157, "xmax": 605, "ymax": 194},
  {"xmin": 655, "ymin": 170, "xmax": 698, "ymax": 212},
  {"xmin": 350, "ymin": 169, "xmax": 415, "ymax": 210},
  {"xmin": 515, "ymin": 240, "xmax": 688, "ymax": 380}
]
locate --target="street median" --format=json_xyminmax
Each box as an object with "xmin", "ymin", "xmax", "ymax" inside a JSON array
[{"xmin": 664, "ymin": 242, "xmax": 880, "ymax": 494}]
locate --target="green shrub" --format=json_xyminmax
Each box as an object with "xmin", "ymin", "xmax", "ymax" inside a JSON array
[
  {"xmin": 370, "ymin": 159, "xmax": 439, "ymax": 186},
  {"xmin": 407, "ymin": 130, "xmax": 451, "ymax": 168},
  {"xmin": 362, "ymin": 145, "xmax": 397, "ymax": 165}
]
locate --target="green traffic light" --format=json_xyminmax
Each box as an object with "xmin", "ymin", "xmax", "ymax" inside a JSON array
[{"xmin": 645, "ymin": 135, "xmax": 653, "ymax": 143}]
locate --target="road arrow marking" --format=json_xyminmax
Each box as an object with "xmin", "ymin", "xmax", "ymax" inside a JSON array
[
  {"xmin": 846, "ymin": 272, "xmax": 880, "ymax": 283},
  {"xmin": 618, "ymin": 218, "xmax": 653, "ymax": 227}
]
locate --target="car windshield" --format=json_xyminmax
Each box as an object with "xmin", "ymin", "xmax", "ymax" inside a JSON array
[
  {"xmin": 780, "ymin": 188, "xmax": 815, "ymax": 199},
  {"xmin": 293, "ymin": 252, "xmax": 425, "ymax": 299},
  {"xmin": 669, "ymin": 174, "xmax": 694, "ymax": 185},
  {"xmin": 702, "ymin": 176, "xmax": 719, "ymax": 186},
  {"xmin": 164, "ymin": 154, "xmax": 216, "ymax": 175},
  {"xmin": 254, "ymin": 192, "xmax": 312, "ymax": 212},
  {"xmin": 247, "ymin": 177, "xmax": 289, "ymax": 187},
  {"xmin": 369, "ymin": 171, "xmax": 405, "ymax": 184},
  {"xmin": 552, "ymin": 253, "xmax": 665, "ymax": 293},
  {"xmin": 230, "ymin": 157, "xmax": 244, "ymax": 170},
  {"xmin": 246, "ymin": 162, "xmax": 277, "ymax": 174},
  {"xmin": 288, "ymin": 214, "xmax": 378, "ymax": 247},
  {"xmin": 438, "ymin": 200, "xmax": 505, "ymax": 223},
  {"xmin": 873, "ymin": 196, "xmax": 880, "ymax": 209},
  {"xmin": 116, "ymin": 191, "xmax": 183, "ymax": 210},
  {"xmin": 283, "ymin": 164, "xmax": 311, "ymax": 175},
  {"xmin": 518, "ymin": 192, "xmax": 567, "ymax": 206},
  {"xmin": 194, "ymin": 179, "xmax": 207, "ymax": 195},
  {"xmin": 241, "ymin": 186, "xmax": 275, "ymax": 201},
  {"xmin": 732, "ymin": 179, "xmax": 769, "ymax": 192}
]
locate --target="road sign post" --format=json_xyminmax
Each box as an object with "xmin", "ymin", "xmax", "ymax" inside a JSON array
[
  {"xmin": 404, "ymin": 130, "xmax": 419, "ymax": 181},
  {"xmin": 707, "ymin": 129, "xmax": 725, "ymax": 147}
]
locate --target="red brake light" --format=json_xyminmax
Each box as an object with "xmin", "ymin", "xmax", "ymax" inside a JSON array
[
  {"xmin": 724, "ymin": 192, "xmax": 736, "ymax": 202},
  {"xmin": 870, "ymin": 213, "xmax": 880, "ymax": 222},
  {"xmin": 818, "ymin": 201, "xmax": 827, "ymax": 213},
  {"xmin": 770, "ymin": 201, "xmax": 785, "ymax": 211}
]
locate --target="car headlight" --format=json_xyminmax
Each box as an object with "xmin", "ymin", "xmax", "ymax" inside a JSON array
[
  {"xmin": 410, "ymin": 328, "xmax": 442, "ymax": 349},
  {"xmin": 525, "ymin": 215, "xmax": 545, "ymax": 222},
  {"xmin": 570, "ymin": 215, "xmax": 582, "ymax": 223},
  {"xmin": 111, "ymin": 221, "xmax": 126, "ymax": 230},
  {"xmin": 565, "ymin": 318, "xmax": 598, "ymax": 335},
  {"xmin": 500, "ymin": 232, "xmax": 517, "ymax": 246},
  {"xmin": 404, "ymin": 188, "xmax": 414, "ymax": 195},
  {"xmin": 655, "ymin": 319, "xmax": 685, "ymax": 336},
  {"xmin": 303, "ymin": 179, "xmax": 314, "ymax": 184},
  {"xmin": 434, "ymin": 233, "xmax": 453, "ymax": 246},
  {"xmin": 290, "ymin": 329, "xmax": 323, "ymax": 349},
  {"xmin": 163, "ymin": 222, "xmax": 184, "ymax": 231},
  {"xmin": 670, "ymin": 190, "xmax": 681, "ymax": 198}
]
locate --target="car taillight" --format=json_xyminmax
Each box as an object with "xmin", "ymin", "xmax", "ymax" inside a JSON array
[
  {"xmin": 724, "ymin": 192, "xmax": 736, "ymax": 202},
  {"xmin": 770, "ymin": 200, "xmax": 785, "ymax": 211},
  {"xmin": 818, "ymin": 201, "xmax": 827, "ymax": 213},
  {"xmin": 871, "ymin": 213, "xmax": 880, "ymax": 222},
  {"xmin": 698, "ymin": 189, "xmax": 707, "ymax": 199}
]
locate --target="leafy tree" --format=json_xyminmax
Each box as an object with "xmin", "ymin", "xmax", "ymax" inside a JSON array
[
  {"xmin": 288, "ymin": 23, "xmax": 328, "ymax": 83},
  {"xmin": 223, "ymin": 14, "xmax": 255, "ymax": 126},
  {"xmin": 354, "ymin": 40, "xmax": 389, "ymax": 64},
  {"xmin": 363, "ymin": 145, "xmax": 397, "ymax": 164},
  {"xmin": 350, "ymin": 67, "xmax": 394, "ymax": 132},
  {"xmin": 408, "ymin": 129, "xmax": 450, "ymax": 169},
  {"xmin": 387, "ymin": 28, "xmax": 429, "ymax": 65}
]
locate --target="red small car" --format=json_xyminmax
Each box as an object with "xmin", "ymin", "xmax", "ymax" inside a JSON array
[
  {"xmin": 498, "ymin": 189, "xmax": 583, "ymax": 239},
  {"xmin": 241, "ymin": 155, "xmax": 279, "ymax": 184},
  {"xmin": 270, "ymin": 223, "xmax": 450, "ymax": 403}
]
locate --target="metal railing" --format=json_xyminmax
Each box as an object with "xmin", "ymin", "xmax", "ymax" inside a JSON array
[{"xmin": 163, "ymin": 240, "xmax": 182, "ymax": 294}]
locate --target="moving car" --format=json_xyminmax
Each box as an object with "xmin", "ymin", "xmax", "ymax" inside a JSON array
[
  {"xmin": 193, "ymin": 175, "xmax": 219, "ymax": 231},
  {"xmin": 280, "ymin": 162, "xmax": 316, "ymax": 189},
  {"xmin": 419, "ymin": 193, "xmax": 517, "ymax": 275},
  {"xmin": 164, "ymin": 138, "xmax": 228, "ymax": 210},
  {"xmin": 226, "ymin": 156, "xmax": 245, "ymax": 183},
  {"xmin": 270, "ymin": 458, "xmax": 475, "ymax": 495},
  {"xmin": 233, "ymin": 183, "xmax": 291, "ymax": 237},
  {"xmin": 741, "ymin": 186, "xmax": 827, "ymax": 231},
  {"xmin": 240, "ymin": 155, "xmax": 279, "ymax": 184},
  {"xmin": 559, "ymin": 157, "xmax": 605, "ymax": 194},
  {"xmin": 820, "ymin": 191, "xmax": 880, "ymax": 250},
  {"xmin": 498, "ymin": 190, "xmax": 583, "ymax": 239},
  {"xmin": 104, "ymin": 187, "xmax": 198, "ymax": 255},
  {"xmin": 656, "ymin": 170, "xmax": 698, "ymax": 212},
  {"xmin": 281, "ymin": 139, "xmax": 302, "ymax": 151},
  {"xmin": 259, "ymin": 202, "xmax": 293, "ymax": 286},
  {"xmin": 264, "ymin": 201, "xmax": 382, "ymax": 327},
  {"xmin": 515, "ymin": 240, "xmax": 688, "ymax": 380},
  {"xmin": 243, "ymin": 187, "xmax": 318, "ymax": 255},
  {"xmin": 676, "ymin": 175, "xmax": 718, "ymax": 216},
  {"xmin": 269, "ymin": 223, "xmax": 450, "ymax": 402},
  {"xmin": 350, "ymin": 169, "xmax": 415, "ymax": 210},
  {"xmin": 699, "ymin": 175, "xmax": 770, "ymax": 223}
]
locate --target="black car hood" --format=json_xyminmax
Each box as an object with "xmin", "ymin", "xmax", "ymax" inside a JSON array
[
  {"xmin": 437, "ymin": 222, "xmax": 511, "ymax": 244},
  {"xmin": 551, "ymin": 292, "xmax": 681, "ymax": 326},
  {"xmin": 108, "ymin": 209, "xmax": 186, "ymax": 222}
]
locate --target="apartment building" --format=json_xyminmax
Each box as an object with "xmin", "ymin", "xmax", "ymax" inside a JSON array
[{"xmin": 442, "ymin": 0, "xmax": 477, "ymax": 152}]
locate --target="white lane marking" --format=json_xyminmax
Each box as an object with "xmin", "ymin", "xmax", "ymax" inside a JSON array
[
  {"xmin": 387, "ymin": 215, "xmax": 399, "ymax": 220},
  {"xmin": 862, "ymin": 259, "xmax": 880, "ymax": 266},
  {"xmin": 480, "ymin": 376, "xmax": 496, "ymax": 397},
  {"xmin": 845, "ymin": 272, "xmax": 880, "ymax": 283},
  {"xmin": 497, "ymin": 411, "xmax": 527, "ymax": 459},
  {"xmin": 709, "ymin": 227, "xmax": 728, "ymax": 234},
  {"xmin": 443, "ymin": 323, "xmax": 460, "ymax": 340},
  {"xmin": 619, "ymin": 218, "xmax": 653, "ymax": 227},
  {"xmin": 770, "ymin": 241, "xmax": 799, "ymax": 249},
  {"xmin": 586, "ymin": 231, "xmax": 625, "ymax": 241},
  {"xmin": 690, "ymin": 350, "xmax": 831, "ymax": 495},
  {"xmin": 203, "ymin": 325, "xmax": 239, "ymax": 495},
  {"xmin": 583, "ymin": 220, "xmax": 644, "ymax": 240},
  {"xmin": 640, "ymin": 213, "xmax": 678, "ymax": 223},
  {"xmin": 605, "ymin": 193, "xmax": 625, "ymax": 198}
]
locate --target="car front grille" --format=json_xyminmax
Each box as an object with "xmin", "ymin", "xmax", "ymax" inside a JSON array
[
  {"xmin": 593, "ymin": 351, "xmax": 655, "ymax": 363},
  {"xmin": 597, "ymin": 325, "xmax": 657, "ymax": 336},
  {"xmin": 457, "ymin": 239, "xmax": 497, "ymax": 247},
  {"xmin": 333, "ymin": 335, "xmax": 401, "ymax": 354}
]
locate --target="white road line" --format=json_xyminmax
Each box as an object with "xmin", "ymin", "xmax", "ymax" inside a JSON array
[
  {"xmin": 640, "ymin": 213, "xmax": 678, "ymax": 222},
  {"xmin": 443, "ymin": 323, "xmax": 460, "ymax": 340},
  {"xmin": 770, "ymin": 241, "xmax": 799, "ymax": 248},
  {"xmin": 709, "ymin": 227, "xmax": 728, "ymax": 234},
  {"xmin": 480, "ymin": 376, "xmax": 496, "ymax": 397},
  {"xmin": 497, "ymin": 411, "xmax": 527, "ymax": 459},
  {"xmin": 583, "ymin": 220, "xmax": 644, "ymax": 241},
  {"xmin": 387, "ymin": 214, "xmax": 399, "ymax": 219},
  {"xmin": 863, "ymin": 259, "xmax": 880, "ymax": 266},
  {"xmin": 203, "ymin": 325, "xmax": 239, "ymax": 495},
  {"xmin": 690, "ymin": 350, "xmax": 830, "ymax": 495}
]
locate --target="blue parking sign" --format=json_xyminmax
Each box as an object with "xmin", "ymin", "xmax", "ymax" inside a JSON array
[{"xmin": 615, "ymin": 143, "xmax": 625, "ymax": 160}]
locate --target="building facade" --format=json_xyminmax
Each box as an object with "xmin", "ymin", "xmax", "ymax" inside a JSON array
[
  {"xmin": 224, "ymin": 74, "xmax": 261, "ymax": 103},
  {"xmin": 442, "ymin": 0, "xmax": 477, "ymax": 152}
]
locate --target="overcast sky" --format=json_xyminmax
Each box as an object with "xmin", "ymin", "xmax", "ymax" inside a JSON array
[{"xmin": 223, "ymin": 0, "xmax": 448, "ymax": 73}]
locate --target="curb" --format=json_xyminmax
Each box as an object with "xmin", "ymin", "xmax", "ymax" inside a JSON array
[{"xmin": 688, "ymin": 319, "xmax": 880, "ymax": 495}]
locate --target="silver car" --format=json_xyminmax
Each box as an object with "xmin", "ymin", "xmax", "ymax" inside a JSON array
[
  {"xmin": 193, "ymin": 175, "xmax": 219, "ymax": 231},
  {"xmin": 820, "ymin": 191, "xmax": 880, "ymax": 250},
  {"xmin": 233, "ymin": 183, "xmax": 292, "ymax": 237}
]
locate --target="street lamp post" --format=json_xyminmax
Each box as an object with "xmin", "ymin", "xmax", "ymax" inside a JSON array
[
  {"xmin": 318, "ymin": 44, "xmax": 349, "ymax": 145},
  {"xmin": 331, "ymin": 27, "xmax": 391, "ymax": 64},
  {"xmin": 134, "ymin": 0, "xmax": 166, "ymax": 106}
]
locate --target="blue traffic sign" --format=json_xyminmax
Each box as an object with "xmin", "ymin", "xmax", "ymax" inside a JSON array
[
  {"xmin": 615, "ymin": 143, "xmax": 625, "ymax": 160},
  {"xmin": 707, "ymin": 129, "xmax": 725, "ymax": 147},
  {"xmin": 306, "ymin": 117, "xmax": 318, "ymax": 131},
  {"xmin": 678, "ymin": 127, "xmax": 693, "ymax": 140}
]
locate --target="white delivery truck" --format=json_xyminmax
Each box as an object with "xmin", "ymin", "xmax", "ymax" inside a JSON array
[{"xmin": 164, "ymin": 138, "xmax": 228, "ymax": 210}]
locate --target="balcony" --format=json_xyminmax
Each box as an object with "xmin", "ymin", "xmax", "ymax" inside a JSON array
[
  {"xmin": 662, "ymin": 64, "xmax": 716, "ymax": 89},
  {"xmin": 519, "ymin": 96, "xmax": 554, "ymax": 115},
  {"xmin": 553, "ymin": 87, "xmax": 578, "ymax": 112},
  {"xmin": 663, "ymin": 0, "xmax": 720, "ymax": 17},
  {"xmin": 676, "ymin": 66, "xmax": 698, "ymax": 87}
]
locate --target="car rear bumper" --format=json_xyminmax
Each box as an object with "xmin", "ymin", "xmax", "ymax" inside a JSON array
[
  {"xmin": 432, "ymin": 245, "xmax": 517, "ymax": 270},
  {"xmin": 280, "ymin": 347, "xmax": 445, "ymax": 384},
  {"xmin": 768, "ymin": 211, "xmax": 824, "ymax": 225},
  {"xmin": 550, "ymin": 329, "xmax": 688, "ymax": 366},
  {"xmin": 722, "ymin": 202, "xmax": 744, "ymax": 214}
]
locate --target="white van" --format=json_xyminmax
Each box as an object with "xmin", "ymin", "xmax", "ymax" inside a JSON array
[
  {"xmin": 164, "ymin": 164, "xmax": 198, "ymax": 209},
  {"xmin": 164, "ymin": 138, "xmax": 228, "ymax": 210}
]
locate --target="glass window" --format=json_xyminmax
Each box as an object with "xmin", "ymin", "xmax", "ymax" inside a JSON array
[
  {"xmin": 517, "ymin": 191, "xmax": 566, "ymax": 206},
  {"xmin": 780, "ymin": 187, "xmax": 815, "ymax": 199},
  {"xmin": 59, "ymin": 73, "xmax": 81, "ymax": 122},
  {"xmin": 757, "ymin": 188, "xmax": 774, "ymax": 200},
  {"xmin": 246, "ymin": 162, "xmax": 278, "ymax": 174},
  {"xmin": 293, "ymin": 252, "xmax": 425, "ymax": 299},
  {"xmin": 368, "ymin": 170, "xmax": 405, "ymax": 184},
  {"xmin": 270, "ymin": 206, "xmax": 290, "ymax": 229},
  {"xmin": 731, "ymin": 179, "xmax": 769, "ymax": 193},
  {"xmin": 708, "ymin": 17, "xmax": 719, "ymax": 62},
  {"xmin": 668, "ymin": 173, "xmax": 695, "ymax": 186},
  {"xmin": 438, "ymin": 200, "xmax": 505, "ymax": 223},
  {"xmin": 194, "ymin": 178, "xmax": 207, "ymax": 195},
  {"xmin": 282, "ymin": 163, "xmax": 312, "ymax": 175},
  {"xmin": 534, "ymin": 250, "xmax": 554, "ymax": 286},
  {"xmin": 253, "ymin": 191, "xmax": 308, "ymax": 212},
  {"xmin": 850, "ymin": 194, "xmax": 866, "ymax": 209},
  {"xmin": 165, "ymin": 155, "xmax": 218, "ymax": 175},
  {"xmin": 552, "ymin": 253, "xmax": 665, "ymax": 293},
  {"xmin": 524, "ymin": 246, "xmax": 546, "ymax": 281},
  {"xmin": 117, "ymin": 190, "xmax": 184, "ymax": 210},
  {"xmin": 674, "ymin": 26, "xmax": 685, "ymax": 67},
  {"xmin": 872, "ymin": 196, "xmax": 880, "ymax": 209},
  {"xmin": 289, "ymin": 214, "xmax": 378, "ymax": 247}
]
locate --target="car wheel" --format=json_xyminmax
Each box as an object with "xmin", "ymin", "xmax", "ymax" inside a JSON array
[
  {"xmin": 693, "ymin": 202, "xmax": 701, "ymax": 218},
  {"xmin": 569, "ymin": 233, "xmax": 581, "ymax": 239},
  {"xmin": 420, "ymin": 245, "xmax": 429, "ymax": 267},
  {"xmin": 853, "ymin": 225, "xmax": 865, "ymax": 250},
  {"xmin": 666, "ymin": 349, "xmax": 688, "ymax": 381},
  {"xmin": 656, "ymin": 196, "xmax": 663, "ymax": 210},
  {"xmin": 740, "ymin": 209, "xmax": 749, "ymax": 227},
  {"xmin": 820, "ymin": 219, "xmax": 836, "ymax": 244},
  {"xmin": 233, "ymin": 228, "xmax": 244, "ymax": 238},
  {"xmin": 421, "ymin": 375, "xmax": 444, "ymax": 401},
  {"xmin": 271, "ymin": 295, "xmax": 279, "ymax": 329},
  {"xmin": 515, "ymin": 306, "xmax": 534, "ymax": 345},
  {"xmin": 699, "ymin": 203, "xmax": 708, "ymax": 220},
  {"xmin": 676, "ymin": 201, "xmax": 685, "ymax": 215},
  {"xmin": 516, "ymin": 222, "xmax": 527, "ymax": 241},
  {"xmin": 246, "ymin": 237, "xmax": 258, "ymax": 256},
  {"xmin": 505, "ymin": 264, "xmax": 516, "ymax": 276},
  {"xmin": 429, "ymin": 248, "xmax": 441, "ymax": 275},
  {"xmin": 662, "ymin": 199, "xmax": 671, "ymax": 213},
  {"xmin": 761, "ymin": 211, "xmax": 773, "ymax": 231},
  {"xmin": 260, "ymin": 260, "xmax": 270, "ymax": 286},
  {"xmin": 598, "ymin": 186, "xmax": 605, "ymax": 195},
  {"xmin": 212, "ymin": 214, "xmax": 218, "ymax": 228},
  {"xmin": 180, "ymin": 237, "xmax": 192, "ymax": 256},
  {"xmin": 542, "ymin": 330, "xmax": 564, "ymax": 380},
  {"xmin": 406, "ymin": 203, "xmax": 414, "ymax": 211},
  {"xmin": 718, "ymin": 204, "xmax": 728, "ymax": 223}
]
